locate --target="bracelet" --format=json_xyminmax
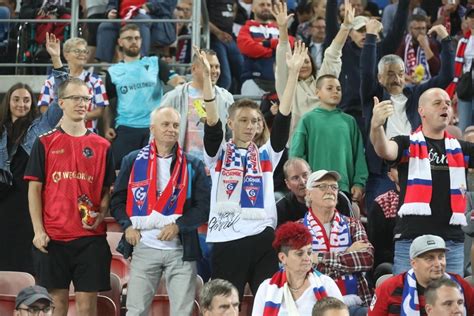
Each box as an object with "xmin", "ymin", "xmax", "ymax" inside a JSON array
[
  {"xmin": 203, "ymin": 97, "xmax": 216, "ymax": 102},
  {"xmin": 341, "ymin": 23, "xmax": 353, "ymax": 30}
]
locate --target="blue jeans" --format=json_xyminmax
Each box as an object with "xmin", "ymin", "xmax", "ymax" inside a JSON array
[
  {"xmin": 365, "ymin": 172, "xmax": 396, "ymax": 215},
  {"xmin": 393, "ymin": 239, "xmax": 464, "ymax": 276},
  {"xmin": 210, "ymin": 36, "xmax": 243, "ymax": 92},
  {"xmin": 349, "ymin": 306, "xmax": 368, "ymax": 316},
  {"xmin": 457, "ymin": 97, "xmax": 474, "ymax": 133},
  {"xmin": 0, "ymin": 6, "xmax": 10, "ymax": 43}
]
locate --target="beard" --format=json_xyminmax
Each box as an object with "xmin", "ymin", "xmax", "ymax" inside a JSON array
[
  {"xmin": 122, "ymin": 46, "xmax": 141, "ymax": 58},
  {"xmin": 255, "ymin": 10, "xmax": 273, "ymax": 22}
]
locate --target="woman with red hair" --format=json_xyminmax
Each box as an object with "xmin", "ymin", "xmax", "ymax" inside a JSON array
[{"xmin": 252, "ymin": 222, "xmax": 343, "ymax": 315}]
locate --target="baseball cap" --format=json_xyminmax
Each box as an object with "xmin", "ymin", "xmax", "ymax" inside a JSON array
[
  {"xmin": 353, "ymin": 16, "xmax": 369, "ymax": 31},
  {"xmin": 15, "ymin": 286, "xmax": 53, "ymax": 309},
  {"xmin": 306, "ymin": 170, "xmax": 341, "ymax": 190},
  {"xmin": 409, "ymin": 235, "xmax": 449, "ymax": 259}
]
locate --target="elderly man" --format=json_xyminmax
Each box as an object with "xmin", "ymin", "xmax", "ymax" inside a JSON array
[
  {"xmin": 361, "ymin": 22, "xmax": 454, "ymax": 210},
  {"xmin": 304, "ymin": 170, "xmax": 374, "ymax": 315},
  {"xmin": 161, "ymin": 48, "xmax": 234, "ymax": 159},
  {"xmin": 200, "ymin": 279, "xmax": 240, "ymax": 316},
  {"xmin": 425, "ymin": 278, "xmax": 466, "ymax": 316},
  {"xmin": 276, "ymin": 158, "xmax": 354, "ymax": 226},
  {"xmin": 369, "ymin": 235, "xmax": 474, "ymax": 315},
  {"xmin": 370, "ymin": 88, "xmax": 474, "ymax": 276},
  {"xmin": 15, "ymin": 286, "xmax": 54, "ymax": 316},
  {"xmin": 110, "ymin": 106, "xmax": 210, "ymax": 315}
]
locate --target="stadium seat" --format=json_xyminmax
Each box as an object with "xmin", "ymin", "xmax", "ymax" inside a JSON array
[
  {"xmin": 0, "ymin": 271, "xmax": 36, "ymax": 296},
  {"xmin": 376, "ymin": 274, "xmax": 394, "ymax": 288},
  {"xmin": 111, "ymin": 255, "xmax": 131, "ymax": 286},
  {"xmin": 100, "ymin": 273, "xmax": 122, "ymax": 316},
  {"xmin": 0, "ymin": 294, "xmax": 16, "ymax": 315},
  {"xmin": 105, "ymin": 217, "xmax": 122, "ymax": 232},
  {"xmin": 240, "ymin": 283, "xmax": 254, "ymax": 316},
  {"xmin": 106, "ymin": 231, "xmax": 124, "ymax": 255},
  {"xmin": 67, "ymin": 295, "xmax": 116, "ymax": 316}
]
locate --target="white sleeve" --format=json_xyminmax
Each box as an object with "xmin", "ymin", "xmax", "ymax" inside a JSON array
[
  {"xmin": 251, "ymin": 280, "xmax": 269, "ymax": 316},
  {"xmin": 320, "ymin": 274, "xmax": 344, "ymax": 301}
]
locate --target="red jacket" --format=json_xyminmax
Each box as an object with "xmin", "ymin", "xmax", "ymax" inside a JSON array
[{"xmin": 368, "ymin": 272, "xmax": 474, "ymax": 316}]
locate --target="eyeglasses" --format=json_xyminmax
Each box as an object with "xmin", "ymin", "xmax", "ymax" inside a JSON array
[
  {"xmin": 313, "ymin": 184, "xmax": 339, "ymax": 191},
  {"xmin": 69, "ymin": 49, "xmax": 89, "ymax": 55},
  {"xmin": 61, "ymin": 95, "xmax": 93, "ymax": 104},
  {"xmin": 18, "ymin": 305, "xmax": 55, "ymax": 315},
  {"xmin": 121, "ymin": 36, "xmax": 141, "ymax": 42}
]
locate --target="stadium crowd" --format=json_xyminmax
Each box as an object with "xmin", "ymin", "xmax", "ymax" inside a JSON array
[{"xmin": 1, "ymin": 0, "xmax": 474, "ymax": 315}]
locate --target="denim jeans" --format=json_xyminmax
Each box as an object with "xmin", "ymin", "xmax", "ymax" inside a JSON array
[
  {"xmin": 393, "ymin": 239, "xmax": 464, "ymax": 276},
  {"xmin": 210, "ymin": 36, "xmax": 243, "ymax": 92},
  {"xmin": 457, "ymin": 97, "xmax": 474, "ymax": 133}
]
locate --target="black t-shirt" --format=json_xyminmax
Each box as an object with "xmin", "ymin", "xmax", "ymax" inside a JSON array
[
  {"xmin": 207, "ymin": 0, "xmax": 234, "ymax": 35},
  {"xmin": 392, "ymin": 135, "xmax": 474, "ymax": 241}
]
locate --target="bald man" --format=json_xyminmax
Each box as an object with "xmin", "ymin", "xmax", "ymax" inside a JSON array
[
  {"xmin": 370, "ymin": 88, "xmax": 474, "ymax": 276},
  {"xmin": 110, "ymin": 106, "xmax": 210, "ymax": 315}
]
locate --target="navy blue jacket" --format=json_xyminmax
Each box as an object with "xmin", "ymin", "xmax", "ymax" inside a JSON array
[
  {"xmin": 110, "ymin": 145, "xmax": 210, "ymax": 261},
  {"xmin": 361, "ymin": 34, "xmax": 455, "ymax": 174},
  {"xmin": 324, "ymin": 0, "xmax": 409, "ymax": 115}
]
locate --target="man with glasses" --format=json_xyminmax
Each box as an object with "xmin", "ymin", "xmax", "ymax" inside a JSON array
[
  {"xmin": 303, "ymin": 170, "xmax": 373, "ymax": 315},
  {"xmin": 37, "ymin": 37, "xmax": 108, "ymax": 133},
  {"xmin": 395, "ymin": 14, "xmax": 441, "ymax": 84},
  {"xmin": 24, "ymin": 34, "xmax": 115, "ymax": 316},
  {"xmin": 15, "ymin": 285, "xmax": 54, "ymax": 316},
  {"xmin": 103, "ymin": 23, "xmax": 184, "ymax": 169}
]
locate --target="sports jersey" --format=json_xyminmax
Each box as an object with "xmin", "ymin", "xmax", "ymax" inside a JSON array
[{"xmin": 24, "ymin": 128, "xmax": 115, "ymax": 241}]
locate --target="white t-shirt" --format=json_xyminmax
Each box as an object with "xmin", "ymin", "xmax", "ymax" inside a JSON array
[
  {"xmin": 204, "ymin": 139, "xmax": 283, "ymax": 242},
  {"xmin": 462, "ymin": 35, "xmax": 474, "ymax": 74},
  {"xmin": 386, "ymin": 94, "xmax": 411, "ymax": 139},
  {"xmin": 140, "ymin": 156, "xmax": 182, "ymax": 250},
  {"xmin": 251, "ymin": 274, "xmax": 344, "ymax": 316}
]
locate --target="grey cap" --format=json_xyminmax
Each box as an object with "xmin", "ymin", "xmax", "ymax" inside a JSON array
[
  {"xmin": 306, "ymin": 170, "xmax": 341, "ymax": 190},
  {"xmin": 409, "ymin": 235, "xmax": 449, "ymax": 259},
  {"xmin": 353, "ymin": 16, "xmax": 369, "ymax": 30},
  {"xmin": 15, "ymin": 286, "xmax": 53, "ymax": 309}
]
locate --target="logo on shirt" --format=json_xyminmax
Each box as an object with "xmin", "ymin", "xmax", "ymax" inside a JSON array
[
  {"xmin": 120, "ymin": 86, "xmax": 128, "ymax": 94},
  {"xmin": 51, "ymin": 149, "xmax": 64, "ymax": 155},
  {"xmin": 51, "ymin": 171, "xmax": 94, "ymax": 183},
  {"xmin": 224, "ymin": 180, "xmax": 238, "ymax": 198},
  {"xmin": 83, "ymin": 147, "xmax": 94, "ymax": 158}
]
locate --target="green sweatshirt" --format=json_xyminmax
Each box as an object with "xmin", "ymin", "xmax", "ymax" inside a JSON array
[{"xmin": 289, "ymin": 107, "xmax": 368, "ymax": 193}]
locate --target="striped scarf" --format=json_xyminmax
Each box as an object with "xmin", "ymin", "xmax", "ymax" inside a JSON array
[
  {"xmin": 401, "ymin": 269, "xmax": 465, "ymax": 316},
  {"xmin": 126, "ymin": 142, "xmax": 188, "ymax": 226},
  {"xmin": 399, "ymin": 127, "xmax": 467, "ymax": 226},
  {"xmin": 404, "ymin": 34, "xmax": 431, "ymax": 82},
  {"xmin": 304, "ymin": 210, "xmax": 359, "ymax": 296},
  {"xmin": 446, "ymin": 31, "xmax": 471, "ymax": 98},
  {"xmin": 262, "ymin": 268, "xmax": 328, "ymax": 316},
  {"xmin": 375, "ymin": 190, "xmax": 399, "ymax": 219}
]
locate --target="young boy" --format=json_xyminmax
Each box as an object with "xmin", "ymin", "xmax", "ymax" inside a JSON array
[{"xmin": 290, "ymin": 74, "xmax": 368, "ymax": 202}]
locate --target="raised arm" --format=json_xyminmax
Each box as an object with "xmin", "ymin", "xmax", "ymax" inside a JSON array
[
  {"xmin": 272, "ymin": 1, "xmax": 293, "ymax": 98},
  {"xmin": 369, "ymin": 97, "xmax": 399, "ymax": 161},
  {"xmin": 380, "ymin": 0, "xmax": 409, "ymax": 56},
  {"xmin": 324, "ymin": 0, "xmax": 340, "ymax": 48}
]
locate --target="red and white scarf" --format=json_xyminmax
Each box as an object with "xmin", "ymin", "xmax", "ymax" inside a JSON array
[
  {"xmin": 374, "ymin": 190, "xmax": 399, "ymax": 219},
  {"xmin": 126, "ymin": 141, "xmax": 188, "ymax": 229},
  {"xmin": 119, "ymin": 0, "xmax": 146, "ymax": 19},
  {"xmin": 404, "ymin": 34, "xmax": 431, "ymax": 81},
  {"xmin": 446, "ymin": 31, "xmax": 472, "ymax": 98},
  {"xmin": 399, "ymin": 127, "xmax": 467, "ymax": 226},
  {"xmin": 215, "ymin": 141, "xmax": 266, "ymax": 219},
  {"xmin": 262, "ymin": 268, "xmax": 328, "ymax": 316}
]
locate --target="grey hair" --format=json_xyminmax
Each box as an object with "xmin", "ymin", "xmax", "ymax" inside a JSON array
[
  {"xmin": 63, "ymin": 37, "xmax": 88, "ymax": 52},
  {"xmin": 200, "ymin": 279, "xmax": 238, "ymax": 311},
  {"xmin": 149, "ymin": 106, "xmax": 181, "ymax": 124},
  {"xmin": 377, "ymin": 54, "xmax": 405, "ymax": 74}
]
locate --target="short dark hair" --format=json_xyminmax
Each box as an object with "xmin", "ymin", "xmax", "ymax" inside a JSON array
[
  {"xmin": 200, "ymin": 279, "xmax": 238, "ymax": 311},
  {"xmin": 315, "ymin": 74, "xmax": 339, "ymax": 89},
  {"xmin": 58, "ymin": 78, "xmax": 89, "ymax": 99},
  {"xmin": 409, "ymin": 14, "xmax": 428, "ymax": 24},
  {"xmin": 312, "ymin": 297, "xmax": 348, "ymax": 316},
  {"xmin": 119, "ymin": 23, "xmax": 140, "ymax": 36},
  {"xmin": 228, "ymin": 99, "xmax": 260, "ymax": 119},
  {"xmin": 283, "ymin": 158, "xmax": 311, "ymax": 179},
  {"xmin": 425, "ymin": 278, "xmax": 462, "ymax": 305}
]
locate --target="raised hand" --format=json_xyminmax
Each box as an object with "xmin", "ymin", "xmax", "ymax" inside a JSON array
[
  {"xmin": 371, "ymin": 97, "xmax": 394, "ymax": 128},
  {"xmin": 286, "ymin": 41, "xmax": 307, "ymax": 73},
  {"xmin": 45, "ymin": 32, "xmax": 60, "ymax": 58},
  {"xmin": 428, "ymin": 24, "xmax": 449, "ymax": 40},
  {"xmin": 366, "ymin": 19, "xmax": 383, "ymax": 35},
  {"xmin": 192, "ymin": 45, "xmax": 210, "ymax": 76},
  {"xmin": 271, "ymin": 1, "xmax": 293, "ymax": 28},
  {"xmin": 342, "ymin": 0, "xmax": 355, "ymax": 28}
]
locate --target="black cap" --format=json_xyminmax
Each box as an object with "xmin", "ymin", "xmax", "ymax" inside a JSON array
[{"xmin": 15, "ymin": 286, "xmax": 53, "ymax": 309}]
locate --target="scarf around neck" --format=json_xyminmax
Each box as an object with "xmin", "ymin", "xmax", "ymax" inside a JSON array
[
  {"xmin": 126, "ymin": 142, "xmax": 188, "ymax": 229},
  {"xmin": 304, "ymin": 210, "xmax": 358, "ymax": 296},
  {"xmin": 401, "ymin": 269, "xmax": 465, "ymax": 316},
  {"xmin": 398, "ymin": 127, "xmax": 467, "ymax": 226},
  {"xmin": 446, "ymin": 30, "xmax": 472, "ymax": 98},
  {"xmin": 215, "ymin": 140, "xmax": 267, "ymax": 219},
  {"xmin": 262, "ymin": 268, "xmax": 328, "ymax": 316}
]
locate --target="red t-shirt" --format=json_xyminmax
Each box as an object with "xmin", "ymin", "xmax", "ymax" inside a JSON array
[{"xmin": 25, "ymin": 128, "xmax": 115, "ymax": 241}]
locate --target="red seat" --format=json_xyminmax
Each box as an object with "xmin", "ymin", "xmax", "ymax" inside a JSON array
[
  {"xmin": 106, "ymin": 232, "xmax": 124, "ymax": 256},
  {"xmin": 105, "ymin": 217, "xmax": 122, "ymax": 232},
  {"xmin": 67, "ymin": 295, "xmax": 116, "ymax": 316},
  {"xmin": 111, "ymin": 255, "xmax": 130, "ymax": 286},
  {"xmin": 240, "ymin": 283, "xmax": 254, "ymax": 316},
  {"xmin": 0, "ymin": 294, "xmax": 16, "ymax": 315},
  {"xmin": 99, "ymin": 273, "xmax": 122, "ymax": 316},
  {"xmin": 0, "ymin": 271, "xmax": 36, "ymax": 296}
]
